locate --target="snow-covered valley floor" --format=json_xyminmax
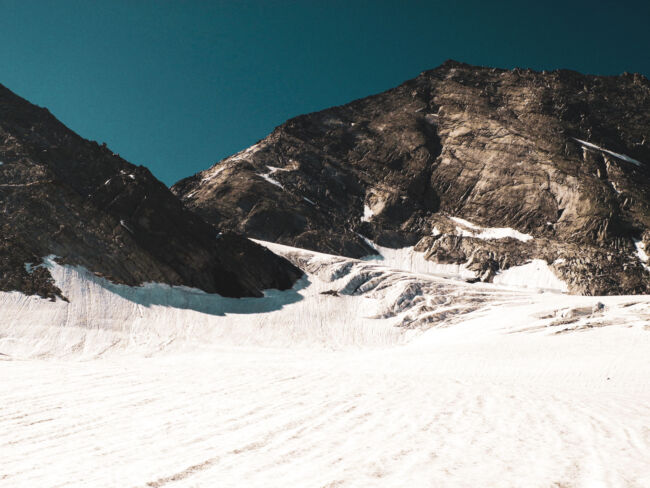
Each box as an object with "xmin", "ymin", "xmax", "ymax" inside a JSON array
[{"xmin": 1, "ymin": 243, "xmax": 650, "ymax": 487}]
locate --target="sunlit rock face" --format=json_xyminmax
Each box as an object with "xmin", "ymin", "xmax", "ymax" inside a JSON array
[
  {"xmin": 174, "ymin": 60, "xmax": 650, "ymax": 295},
  {"xmin": 0, "ymin": 84, "xmax": 301, "ymax": 299}
]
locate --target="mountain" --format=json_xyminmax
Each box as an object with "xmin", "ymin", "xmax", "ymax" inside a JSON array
[
  {"xmin": 172, "ymin": 60, "xmax": 650, "ymax": 295},
  {"xmin": 0, "ymin": 84, "xmax": 301, "ymax": 299}
]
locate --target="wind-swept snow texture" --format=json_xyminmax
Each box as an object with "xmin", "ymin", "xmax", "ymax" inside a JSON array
[{"xmin": 1, "ymin": 242, "xmax": 650, "ymax": 487}]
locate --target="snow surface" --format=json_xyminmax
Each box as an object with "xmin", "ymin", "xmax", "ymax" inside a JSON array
[
  {"xmin": 228, "ymin": 142, "xmax": 264, "ymax": 162},
  {"xmin": 493, "ymin": 259, "xmax": 569, "ymax": 292},
  {"xmin": 199, "ymin": 144, "xmax": 269, "ymax": 184},
  {"xmin": 119, "ymin": 219, "xmax": 133, "ymax": 234},
  {"xmin": 265, "ymin": 165, "xmax": 287, "ymax": 173},
  {"xmin": 361, "ymin": 240, "xmax": 478, "ymax": 281},
  {"xmin": 449, "ymin": 216, "xmax": 534, "ymax": 242},
  {"xmin": 188, "ymin": 144, "xmax": 270, "ymax": 186},
  {"xmin": 362, "ymin": 204, "xmax": 374, "ymax": 222},
  {"xmin": 574, "ymin": 138, "xmax": 644, "ymax": 167},
  {"xmin": 258, "ymin": 166, "xmax": 285, "ymax": 189},
  {"xmin": 360, "ymin": 239, "xmax": 566, "ymax": 292},
  {"xmin": 1, "ymin": 244, "xmax": 650, "ymax": 487},
  {"xmin": 424, "ymin": 113, "xmax": 438, "ymax": 124},
  {"xmin": 634, "ymin": 239, "xmax": 650, "ymax": 271},
  {"xmin": 200, "ymin": 163, "xmax": 228, "ymax": 183}
]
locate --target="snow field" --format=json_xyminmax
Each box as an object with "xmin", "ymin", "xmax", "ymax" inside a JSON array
[
  {"xmin": 492, "ymin": 259, "xmax": 569, "ymax": 292},
  {"xmin": 1, "ymin": 242, "xmax": 650, "ymax": 487},
  {"xmin": 2, "ymin": 347, "xmax": 648, "ymax": 488}
]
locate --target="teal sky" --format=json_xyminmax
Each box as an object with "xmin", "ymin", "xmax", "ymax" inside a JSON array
[{"xmin": 1, "ymin": 0, "xmax": 649, "ymax": 185}]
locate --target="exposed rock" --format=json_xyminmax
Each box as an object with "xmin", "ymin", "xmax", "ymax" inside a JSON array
[
  {"xmin": 0, "ymin": 84, "xmax": 302, "ymax": 299},
  {"xmin": 173, "ymin": 61, "xmax": 650, "ymax": 295}
]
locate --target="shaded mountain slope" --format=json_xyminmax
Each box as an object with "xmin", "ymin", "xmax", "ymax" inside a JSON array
[{"xmin": 0, "ymin": 84, "xmax": 301, "ymax": 299}]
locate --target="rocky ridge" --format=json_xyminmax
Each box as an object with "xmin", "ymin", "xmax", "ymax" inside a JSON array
[
  {"xmin": 173, "ymin": 60, "xmax": 650, "ymax": 295},
  {"xmin": 0, "ymin": 84, "xmax": 302, "ymax": 299}
]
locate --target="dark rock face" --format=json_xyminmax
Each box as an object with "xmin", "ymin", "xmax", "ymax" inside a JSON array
[
  {"xmin": 173, "ymin": 60, "xmax": 650, "ymax": 295},
  {"xmin": 0, "ymin": 84, "xmax": 302, "ymax": 299}
]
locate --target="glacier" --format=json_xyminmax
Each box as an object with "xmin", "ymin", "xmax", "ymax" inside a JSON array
[{"xmin": 1, "ymin": 242, "xmax": 650, "ymax": 487}]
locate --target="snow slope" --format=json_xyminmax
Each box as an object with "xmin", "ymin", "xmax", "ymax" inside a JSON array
[
  {"xmin": 359, "ymin": 239, "xmax": 568, "ymax": 293},
  {"xmin": 360, "ymin": 241, "xmax": 478, "ymax": 281},
  {"xmin": 1, "ymin": 243, "xmax": 650, "ymax": 487},
  {"xmin": 493, "ymin": 259, "xmax": 569, "ymax": 292}
]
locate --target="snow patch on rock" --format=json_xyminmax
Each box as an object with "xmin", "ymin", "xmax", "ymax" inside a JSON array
[
  {"xmin": 259, "ymin": 166, "xmax": 285, "ymax": 189},
  {"xmin": 119, "ymin": 220, "xmax": 134, "ymax": 234},
  {"xmin": 449, "ymin": 216, "xmax": 534, "ymax": 242},
  {"xmin": 228, "ymin": 142, "xmax": 264, "ymax": 162},
  {"xmin": 634, "ymin": 239, "xmax": 650, "ymax": 271},
  {"xmin": 200, "ymin": 163, "xmax": 228, "ymax": 183},
  {"xmin": 574, "ymin": 138, "xmax": 643, "ymax": 167},
  {"xmin": 362, "ymin": 204, "xmax": 374, "ymax": 222},
  {"xmin": 424, "ymin": 113, "xmax": 438, "ymax": 124},
  {"xmin": 200, "ymin": 143, "xmax": 267, "ymax": 184}
]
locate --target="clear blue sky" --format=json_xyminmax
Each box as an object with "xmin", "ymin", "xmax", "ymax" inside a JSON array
[{"xmin": 1, "ymin": 0, "xmax": 648, "ymax": 185}]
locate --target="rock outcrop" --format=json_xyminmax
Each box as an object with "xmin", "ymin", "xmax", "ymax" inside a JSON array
[
  {"xmin": 173, "ymin": 60, "xmax": 650, "ymax": 295},
  {"xmin": 0, "ymin": 84, "xmax": 302, "ymax": 299}
]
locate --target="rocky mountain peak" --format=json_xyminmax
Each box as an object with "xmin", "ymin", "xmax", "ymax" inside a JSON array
[{"xmin": 173, "ymin": 61, "xmax": 650, "ymax": 295}]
